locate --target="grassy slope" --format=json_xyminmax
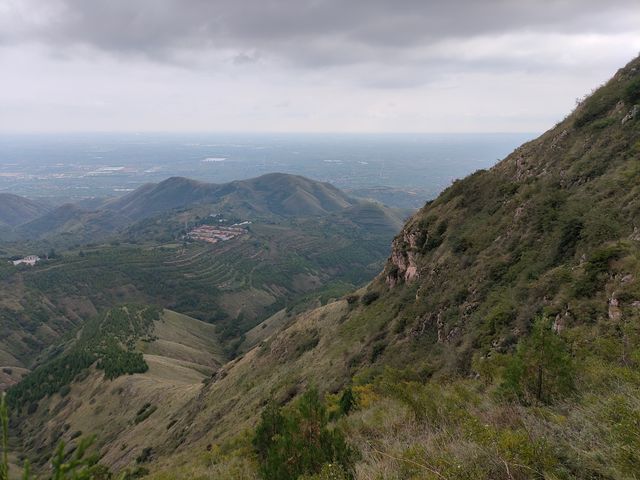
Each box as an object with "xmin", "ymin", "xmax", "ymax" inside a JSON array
[
  {"xmin": 139, "ymin": 56, "xmax": 640, "ymax": 478},
  {"xmin": 15, "ymin": 308, "xmax": 224, "ymax": 472},
  {"xmin": 0, "ymin": 194, "xmax": 47, "ymax": 227},
  {"xmin": 15, "ymin": 204, "xmax": 130, "ymax": 242}
]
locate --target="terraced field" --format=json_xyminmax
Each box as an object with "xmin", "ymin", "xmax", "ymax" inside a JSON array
[{"xmin": 0, "ymin": 213, "xmax": 396, "ymax": 372}]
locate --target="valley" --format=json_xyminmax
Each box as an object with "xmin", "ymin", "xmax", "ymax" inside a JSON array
[{"xmin": 0, "ymin": 174, "xmax": 407, "ymax": 375}]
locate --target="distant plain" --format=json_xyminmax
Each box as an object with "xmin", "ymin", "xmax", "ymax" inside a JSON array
[{"xmin": 0, "ymin": 133, "xmax": 534, "ymax": 208}]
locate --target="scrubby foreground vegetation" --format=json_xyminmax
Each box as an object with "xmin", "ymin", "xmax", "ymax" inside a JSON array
[
  {"xmin": 3, "ymin": 56, "xmax": 640, "ymax": 479},
  {"xmin": 143, "ymin": 312, "xmax": 639, "ymax": 479}
]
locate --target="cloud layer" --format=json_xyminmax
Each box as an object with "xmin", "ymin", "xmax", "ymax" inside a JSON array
[{"xmin": 1, "ymin": 0, "xmax": 639, "ymax": 132}]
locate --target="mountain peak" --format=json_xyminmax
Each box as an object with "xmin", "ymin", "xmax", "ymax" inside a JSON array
[{"xmin": 105, "ymin": 173, "xmax": 357, "ymax": 220}]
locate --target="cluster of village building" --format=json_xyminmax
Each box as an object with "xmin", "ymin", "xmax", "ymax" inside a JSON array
[
  {"xmin": 186, "ymin": 223, "xmax": 250, "ymax": 244},
  {"xmin": 7, "ymin": 219, "xmax": 253, "ymax": 265}
]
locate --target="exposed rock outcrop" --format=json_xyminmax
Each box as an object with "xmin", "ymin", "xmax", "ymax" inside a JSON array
[
  {"xmin": 622, "ymin": 104, "xmax": 639, "ymax": 125},
  {"xmin": 386, "ymin": 228, "xmax": 420, "ymax": 287},
  {"xmin": 608, "ymin": 297, "xmax": 622, "ymax": 321}
]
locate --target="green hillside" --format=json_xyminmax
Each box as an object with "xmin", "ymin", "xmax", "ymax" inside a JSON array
[
  {"xmin": 0, "ymin": 194, "xmax": 47, "ymax": 228},
  {"xmin": 16, "ymin": 203, "xmax": 129, "ymax": 241},
  {"xmin": 104, "ymin": 173, "xmax": 356, "ymax": 221},
  {"xmin": 10, "ymin": 307, "xmax": 225, "ymax": 473},
  {"xmin": 0, "ymin": 173, "xmax": 403, "ymax": 252},
  {"xmin": 0, "ymin": 174, "xmax": 404, "ymax": 374}
]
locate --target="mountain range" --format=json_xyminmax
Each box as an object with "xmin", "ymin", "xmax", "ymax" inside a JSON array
[
  {"xmin": 0, "ymin": 173, "xmax": 405, "ymax": 383},
  {"xmin": 0, "ymin": 173, "xmax": 404, "ymax": 246}
]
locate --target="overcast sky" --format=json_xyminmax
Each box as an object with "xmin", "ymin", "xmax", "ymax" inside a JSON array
[{"xmin": 1, "ymin": 0, "xmax": 639, "ymax": 133}]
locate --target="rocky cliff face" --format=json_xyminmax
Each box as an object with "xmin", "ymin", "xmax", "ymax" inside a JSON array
[
  {"xmin": 369, "ymin": 58, "xmax": 640, "ymax": 377},
  {"xmin": 385, "ymin": 228, "xmax": 420, "ymax": 287}
]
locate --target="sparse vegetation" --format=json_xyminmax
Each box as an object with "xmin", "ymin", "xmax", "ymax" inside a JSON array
[
  {"xmin": 2, "ymin": 394, "xmax": 113, "ymax": 479},
  {"xmin": 361, "ymin": 291, "xmax": 379, "ymax": 306},
  {"xmin": 7, "ymin": 305, "xmax": 159, "ymax": 408}
]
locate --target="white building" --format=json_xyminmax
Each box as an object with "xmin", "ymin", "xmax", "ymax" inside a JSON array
[{"xmin": 12, "ymin": 255, "xmax": 40, "ymax": 266}]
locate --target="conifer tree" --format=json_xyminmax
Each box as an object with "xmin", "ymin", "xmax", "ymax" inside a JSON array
[{"xmin": 502, "ymin": 316, "xmax": 574, "ymax": 404}]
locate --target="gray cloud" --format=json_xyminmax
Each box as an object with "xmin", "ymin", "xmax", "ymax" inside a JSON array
[
  {"xmin": 4, "ymin": 0, "xmax": 639, "ymax": 69},
  {"xmin": 1, "ymin": 0, "xmax": 639, "ymax": 133}
]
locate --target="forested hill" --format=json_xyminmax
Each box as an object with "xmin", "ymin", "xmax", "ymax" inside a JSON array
[
  {"xmin": 0, "ymin": 172, "xmax": 406, "ymax": 247},
  {"xmin": 104, "ymin": 173, "xmax": 356, "ymax": 221}
]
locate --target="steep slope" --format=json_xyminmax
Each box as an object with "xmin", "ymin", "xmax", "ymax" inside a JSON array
[
  {"xmin": 12, "ymin": 306, "xmax": 225, "ymax": 471},
  {"xmin": 104, "ymin": 173, "xmax": 356, "ymax": 221},
  {"xmin": 132, "ymin": 56, "xmax": 640, "ymax": 478},
  {"xmin": 0, "ymin": 193, "xmax": 48, "ymax": 227}
]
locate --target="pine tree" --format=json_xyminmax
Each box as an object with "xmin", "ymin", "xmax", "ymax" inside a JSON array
[
  {"xmin": 253, "ymin": 389, "xmax": 354, "ymax": 480},
  {"xmin": 502, "ymin": 316, "xmax": 574, "ymax": 404}
]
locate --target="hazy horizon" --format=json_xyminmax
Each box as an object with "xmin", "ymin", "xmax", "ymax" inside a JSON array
[{"xmin": 0, "ymin": 131, "xmax": 535, "ymax": 207}]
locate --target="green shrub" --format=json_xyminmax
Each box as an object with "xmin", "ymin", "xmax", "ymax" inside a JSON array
[
  {"xmin": 301, "ymin": 463, "xmax": 350, "ymax": 480},
  {"xmin": 554, "ymin": 217, "xmax": 583, "ymax": 263},
  {"xmin": 591, "ymin": 117, "xmax": 616, "ymax": 130},
  {"xmin": 338, "ymin": 388, "xmax": 355, "ymax": 416},
  {"xmin": 345, "ymin": 295, "xmax": 359, "ymax": 305},
  {"xmin": 574, "ymin": 88, "xmax": 618, "ymax": 127},
  {"xmin": 450, "ymin": 236, "xmax": 472, "ymax": 254},
  {"xmin": 361, "ymin": 291, "xmax": 379, "ymax": 306},
  {"xmin": 370, "ymin": 341, "xmax": 387, "ymax": 362},
  {"xmin": 134, "ymin": 404, "xmax": 157, "ymax": 424},
  {"xmin": 624, "ymin": 77, "xmax": 640, "ymax": 104},
  {"xmin": 253, "ymin": 389, "xmax": 355, "ymax": 480},
  {"xmin": 574, "ymin": 245, "xmax": 624, "ymax": 297},
  {"xmin": 136, "ymin": 447, "xmax": 153, "ymax": 464},
  {"xmin": 500, "ymin": 316, "xmax": 575, "ymax": 404}
]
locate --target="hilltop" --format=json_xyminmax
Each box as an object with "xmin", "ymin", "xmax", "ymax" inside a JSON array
[
  {"xmin": 0, "ymin": 173, "xmax": 403, "ymax": 249},
  {"xmin": 104, "ymin": 173, "xmax": 355, "ymax": 221}
]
